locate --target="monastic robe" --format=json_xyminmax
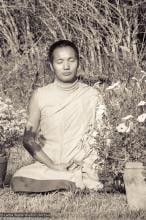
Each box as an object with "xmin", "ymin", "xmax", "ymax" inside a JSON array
[{"xmin": 11, "ymin": 79, "xmax": 104, "ymax": 192}]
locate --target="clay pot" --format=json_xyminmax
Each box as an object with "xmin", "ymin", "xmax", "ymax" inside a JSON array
[{"xmin": 123, "ymin": 162, "xmax": 146, "ymax": 210}]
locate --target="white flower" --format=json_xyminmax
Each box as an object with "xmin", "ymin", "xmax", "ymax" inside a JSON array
[
  {"xmin": 92, "ymin": 130, "xmax": 98, "ymax": 138},
  {"xmin": 14, "ymin": 126, "xmax": 20, "ymax": 131},
  {"xmin": 96, "ymin": 104, "xmax": 106, "ymax": 117},
  {"xmin": 106, "ymin": 81, "xmax": 120, "ymax": 91},
  {"xmin": 131, "ymin": 77, "xmax": 138, "ymax": 82},
  {"xmin": 137, "ymin": 101, "xmax": 146, "ymax": 106},
  {"xmin": 137, "ymin": 113, "xmax": 146, "ymax": 123},
  {"xmin": 141, "ymin": 70, "xmax": 146, "ymax": 74},
  {"xmin": 5, "ymin": 98, "xmax": 12, "ymax": 104},
  {"xmin": 106, "ymin": 138, "xmax": 111, "ymax": 146},
  {"xmin": 122, "ymin": 115, "xmax": 134, "ymax": 121},
  {"xmin": 116, "ymin": 123, "xmax": 130, "ymax": 133}
]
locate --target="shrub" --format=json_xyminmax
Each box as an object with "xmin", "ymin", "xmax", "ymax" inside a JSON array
[
  {"xmin": 0, "ymin": 96, "xmax": 27, "ymax": 154},
  {"xmin": 94, "ymin": 68, "xmax": 146, "ymax": 187}
]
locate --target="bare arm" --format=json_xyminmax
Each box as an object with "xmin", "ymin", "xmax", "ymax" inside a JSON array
[{"xmin": 23, "ymin": 90, "xmax": 73, "ymax": 171}]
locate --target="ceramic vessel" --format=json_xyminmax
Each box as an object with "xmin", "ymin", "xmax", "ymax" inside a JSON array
[{"xmin": 124, "ymin": 162, "xmax": 146, "ymax": 210}]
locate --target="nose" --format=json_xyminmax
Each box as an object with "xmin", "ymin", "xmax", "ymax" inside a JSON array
[{"xmin": 63, "ymin": 61, "xmax": 70, "ymax": 70}]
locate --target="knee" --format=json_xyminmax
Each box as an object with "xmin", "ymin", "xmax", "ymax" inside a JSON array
[
  {"xmin": 10, "ymin": 175, "xmax": 17, "ymax": 192},
  {"xmin": 10, "ymin": 175, "xmax": 25, "ymax": 192}
]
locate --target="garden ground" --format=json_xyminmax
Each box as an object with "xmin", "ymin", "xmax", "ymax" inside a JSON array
[
  {"xmin": 0, "ymin": 1, "xmax": 146, "ymax": 219},
  {"xmin": 0, "ymin": 146, "xmax": 146, "ymax": 219}
]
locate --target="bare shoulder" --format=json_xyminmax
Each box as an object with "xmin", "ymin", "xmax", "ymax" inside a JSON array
[
  {"xmin": 29, "ymin": 84, "xmax": 52, "ymax": 106},
  {"xmin": 31, "ymin": 84, "xmax": 49, "ymax": 97}
]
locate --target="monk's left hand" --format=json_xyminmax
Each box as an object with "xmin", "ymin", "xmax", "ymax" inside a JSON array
[{"xmin": 53, "ymin": 160, "xmax": 74, "ymax": 171}]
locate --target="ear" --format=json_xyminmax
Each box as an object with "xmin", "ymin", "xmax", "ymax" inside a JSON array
[
  {"xmin": 50, "ymin": 63, "xmax": 54, "ymax": 72},
  {"xmin": 77, "ymin": 65, "xmax": 85, "ymax": 77}
]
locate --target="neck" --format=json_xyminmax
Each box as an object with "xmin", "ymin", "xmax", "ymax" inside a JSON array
[{"xmin": 54, "ymin": 78, "xmax": 79, "ymax": 91}]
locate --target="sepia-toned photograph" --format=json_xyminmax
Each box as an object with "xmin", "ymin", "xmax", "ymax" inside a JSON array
[{"xmin": 0, "ymin": 0, "xmax": 146, "ymax": 219}]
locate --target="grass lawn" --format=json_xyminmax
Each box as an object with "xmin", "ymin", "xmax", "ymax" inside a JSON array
[{"xmin": 0, "ymin": 146, "xmax": 146, "ymax": 219}]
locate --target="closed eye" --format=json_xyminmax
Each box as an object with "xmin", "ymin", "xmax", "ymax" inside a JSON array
[
  {"xmin": 69, "ymin": 58, "xmax": 76, "ymax": 62},
  {"xmin": 56, "ymin": 59, "xmax": 63, "ymax": 64}
]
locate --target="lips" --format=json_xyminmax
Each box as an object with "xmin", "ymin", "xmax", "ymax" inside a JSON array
[{"xmin": 63, "ymin": 72, "xmax": 72, "ymax": 76}]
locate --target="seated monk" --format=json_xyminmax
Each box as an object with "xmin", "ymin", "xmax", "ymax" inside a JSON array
[{"xmin": 11, "ymin": 40, "xmax": 110, "ymax": 193}]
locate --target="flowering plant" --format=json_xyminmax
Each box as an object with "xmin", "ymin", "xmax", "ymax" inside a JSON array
[
  {"xmin": 92, "ymin": 70, "xmax": 146, "ymax": 192},
  {"xmin": 0, "ymin": 96, "xmax": 27, "ymax": 156},
  {"xmin": 105, "ymin": 100, "xmax": 146, "ymax": 175},
  {"xmin": 117, "ymin": 101, "xmax": 145, "ymax": 149}
]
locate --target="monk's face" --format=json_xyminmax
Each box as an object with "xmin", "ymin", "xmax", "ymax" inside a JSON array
[{"xmin": 50, "ymin": 46, "xmax": 79, "ymax": 83}]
